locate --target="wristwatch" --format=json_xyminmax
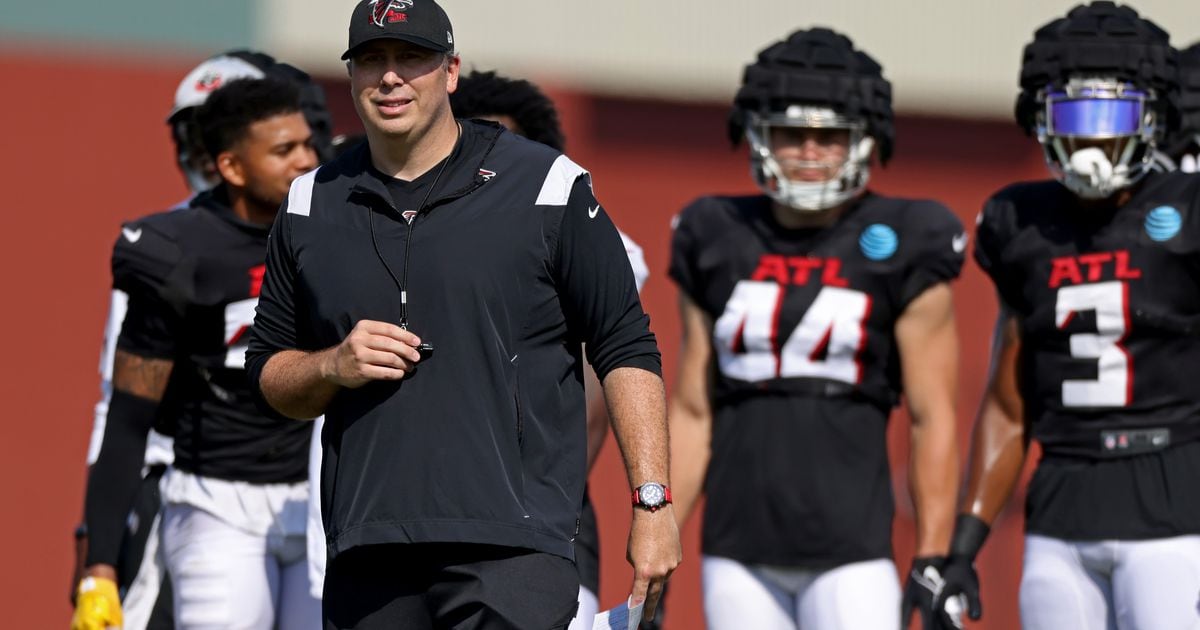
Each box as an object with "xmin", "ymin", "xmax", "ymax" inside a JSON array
[{"xmin": 632, "ymin": 482, "xmax": 672, "ymax": 512}]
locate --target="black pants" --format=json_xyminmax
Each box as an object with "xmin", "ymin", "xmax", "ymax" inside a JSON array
[{"xmin": 324, "ymin": 543, "xmax": 580, "ymax": 630}]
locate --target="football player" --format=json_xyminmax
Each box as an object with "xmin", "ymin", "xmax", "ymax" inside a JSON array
[
  {"xmin": 935, "ymin": 3, "xmax": 1200, "ymax": 629},
  {"xmin": 668, "ymin": 28, "xmax": 965, "ymax": 630},
  {"xmin": 72, "ymin": 77, "xmax": 321, "ymax": 630},
  {"xmin": 72, "ymin": 50, "xmax": 332, "ymax": 630}
]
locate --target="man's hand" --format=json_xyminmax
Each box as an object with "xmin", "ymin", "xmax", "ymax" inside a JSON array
[
  {"xmin": 933, "ymin": 554, "xmax": 979, "ymax": 628},
  {"xmin": 71, "ymin": 574, "xmax": 122, "ymax": 630},
  {"xmin": 930, "ymin": 513, "xmax": 988, "ymax": 627},
  {"xmin": 902, "ymin": 556, "xmax": 968, "ymax": 629},
  {"xmin": 320, "ymin": 320, "xmax": 422, "ymax": 388},
  {"xmin": 627, "ymin": 507, "xmax": 681, "ymax": 622}
]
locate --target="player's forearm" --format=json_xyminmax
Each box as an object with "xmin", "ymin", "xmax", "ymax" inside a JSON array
[
  {"xmin": 603, "ymin": 367, "xmax": 670, "ymax": 488},
  {"xmin": 259, "ymin": 349, "xmax": 340, "ymax": 419},
  {"xmin": 909, "ymin": 411, "xmax": 959, "ymax": 556},
  {"xmin": 961, "ymin": 396, "xmax": 1028, "ymax": 524},
  {"xmin": 961, "ymin": 308, "xmax": 1027, "ymax": 525},
  {"xmin": 667, "ymin": 398, "xmax": 711, "ymax": 529},
  {"xmin": 895, "ymin": 283, "xmax": 961, "ymax": 554}
]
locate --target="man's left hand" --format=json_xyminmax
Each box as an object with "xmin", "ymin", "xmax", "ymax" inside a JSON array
[
  {"xmin": 903, "ymin": 556, "xmax": 970, "ymax": 629},
  {"xmin": 627, "ymin": 506, "xmax": 681, "ymax": 622},
  {"xmin": 903, "ymin": 556, "xmax": 951, "ymax": 629}
]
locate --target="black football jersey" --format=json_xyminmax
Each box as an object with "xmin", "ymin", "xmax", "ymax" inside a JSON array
[
  {"xmin": 113, "ymin": 189, "xmax": 309, "ymax": 484},
  {"xmin": 669, "ymin": 192, "xmax": 965, "ymax": 567},
  {"xmin": 976, "ymin": 171, "xmax": 1200, "ymax": 539}
]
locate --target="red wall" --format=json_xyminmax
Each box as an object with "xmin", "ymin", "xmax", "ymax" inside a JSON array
[{"xmin": 2, "ymin": 53, "xmax": 1049, "ymax": 628}]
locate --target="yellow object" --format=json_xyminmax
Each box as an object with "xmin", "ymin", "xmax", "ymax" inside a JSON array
[{"xmin": 70, "ymin": 576, "xmax": 123, "ymax": 630}]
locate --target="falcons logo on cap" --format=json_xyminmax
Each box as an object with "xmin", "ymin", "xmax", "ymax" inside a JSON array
[{"xmin": 370, "ymin": 0, "xmax": 414, "ymax": 27}]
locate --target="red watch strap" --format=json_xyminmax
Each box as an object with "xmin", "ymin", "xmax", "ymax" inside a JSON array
[{"xmin": 631, "ymin": 485, "xmax": 673, "ymax": 506}]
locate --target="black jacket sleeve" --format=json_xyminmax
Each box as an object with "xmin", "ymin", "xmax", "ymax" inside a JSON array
[
  {"xmin": 553, "ymin": 176, "xmax": 662, "ymax": 379},
  {"xmin": 246, "ymin": 205, "xmax": 299, "ymax": 391}
]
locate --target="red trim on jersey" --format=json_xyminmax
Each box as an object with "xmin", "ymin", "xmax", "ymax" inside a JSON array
[
  {"xmin": 731, "ymin": 318, "xmax": 747, "ymax": 354},
  {"xmin": 1057, "ymin": 310, "xmax": 1076, "ymax": 330},
  {"xmin": 227, "ymin": 324, "xmax": 250, "ymax": 346},
  {"xmin": 854, "ymin": 295, "xmax": 874, "ymax": 384},
  {"xmin": 809, "ymin": 325, "xmax": 832, "ymax": 362},
  {"xmin": 249, "ymin": 264, "xmax": 267, "ymax": 298},
  {"xmin": 1120, "ymin": 281, "xmax": 1134, "ymax": 405},
  {"xmin": 769, "ymin": 289, "xmax": 786, "ymax": 378}
]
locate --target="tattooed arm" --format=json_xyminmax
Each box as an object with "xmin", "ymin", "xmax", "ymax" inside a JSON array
[{"xmin": 112, "ymin": 350, "xmax": 174, "ymax": 401}]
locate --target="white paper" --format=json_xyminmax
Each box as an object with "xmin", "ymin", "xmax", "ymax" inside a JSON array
[{"xmin": 592, "ymin": 597, "xmax": 644, "ymax": 630}]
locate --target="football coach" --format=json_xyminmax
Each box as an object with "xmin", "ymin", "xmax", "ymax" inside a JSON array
[{"xmin": 245, "ymin": 1, "xmax": 681, "ymax": 628}]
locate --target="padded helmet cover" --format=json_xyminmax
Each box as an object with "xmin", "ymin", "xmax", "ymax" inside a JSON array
[
  {"xmin": 1015, "ymin": 1, "xmax": 1179, "ymax": 136},
  {"xmin": 1165, "ymin": 42, "xmax": 1200, "ymax": 157},
  {"xmin": 730, "ymin": 28, "xmax": 894, "ymax": 164}
]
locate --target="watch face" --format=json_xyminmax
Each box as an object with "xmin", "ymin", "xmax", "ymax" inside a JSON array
[{"xmin": 640, "ymin": 483, "xmax": 665, "ymax": 506}]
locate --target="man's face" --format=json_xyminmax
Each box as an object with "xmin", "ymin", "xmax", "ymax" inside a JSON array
[
  {"xmin": 223, "ymin": 112, "xmax": 317, "ymax": 208},
  {"xmin": 768, "ymin": 127, "xmax": 851, "ymax": 182},
  {"xmin": 349, "ymin": 40, "xmax": 460, "ymax": 138}
]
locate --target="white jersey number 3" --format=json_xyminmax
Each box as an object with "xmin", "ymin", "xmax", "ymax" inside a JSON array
[
  {"xmin": 713, "ymin": 280, "xmax": 871, "ymax": 384},
  {"xmin": 1055, "ymin": 281, "xmax": 1131, "ymax": 407}
]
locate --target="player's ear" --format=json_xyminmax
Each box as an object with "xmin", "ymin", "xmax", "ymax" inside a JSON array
[
  {"xmin": 215, "ymin": 151, "xmax": 246, "ymax": 189},
  {"xmin": 444, "ymin": 54, "xmax": 460, "ymax": 94}
]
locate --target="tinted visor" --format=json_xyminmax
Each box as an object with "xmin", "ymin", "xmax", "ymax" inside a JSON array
[{"xmin": 1047, "ymin": 93, "xmax": 1144, "ymax": 137}]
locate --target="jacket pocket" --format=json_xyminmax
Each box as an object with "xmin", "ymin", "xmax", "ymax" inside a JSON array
[{"xmin": 513, "ymin": 363, "xmax": 525, "ymax": 450}]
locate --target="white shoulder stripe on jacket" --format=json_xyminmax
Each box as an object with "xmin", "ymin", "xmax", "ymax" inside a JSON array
[
  {"xmin": 286, "ymin": 168, "xmax": 320, "ymax": 216},
  {"xmin": 535, "ymin": 155, "xmax": 590, "ymax": 207}
]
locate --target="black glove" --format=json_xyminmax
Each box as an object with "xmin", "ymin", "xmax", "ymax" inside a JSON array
[
  {"xmin": 932, "ymin": 514, "xmax": 990, "ymax": 628},
  {"xmin": 901, "ymin": 555, "xmax": 948, "ymax": 630}
]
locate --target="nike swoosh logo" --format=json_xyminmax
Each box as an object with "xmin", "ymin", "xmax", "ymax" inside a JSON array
[
  {"xmin": 122, "ymin": 227, "xmax": 143, "ymax": 243},
  {"xmin": 952, "ymin": 232, "xmax": 968, "ymax": 253},
  {"xmin": 588, "ymin": 205, "xmax": 601, "ymax": 219}
]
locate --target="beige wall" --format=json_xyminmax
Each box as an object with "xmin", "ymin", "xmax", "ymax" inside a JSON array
[{"xmin": 257, "ymin": 0, "xmax": 1200, "ymax": 118}]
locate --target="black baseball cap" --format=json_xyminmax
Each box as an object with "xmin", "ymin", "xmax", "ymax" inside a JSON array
[{"xmin": 342, "ymin": 0, "xmax": 455, "ymax": 60}]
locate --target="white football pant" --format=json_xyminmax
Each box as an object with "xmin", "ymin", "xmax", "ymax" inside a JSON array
[
  {"xmin": 1020, "ymin": 534, "xmax": 1200, "ymax": 630},
  {"xmin": 702, "ymin": 555, "xmax": 901, "ymax": 630},
  {"xmin": 161, "ymin": 504, "xmax": 320, "ymax": 630}
]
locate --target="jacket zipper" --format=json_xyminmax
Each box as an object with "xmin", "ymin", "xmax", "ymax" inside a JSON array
[{"xmin": 513, "ymin": 358, "xmax": 524, "ymax": 448}]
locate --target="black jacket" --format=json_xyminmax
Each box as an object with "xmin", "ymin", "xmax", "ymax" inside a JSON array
[{"xmin": 246, "ymin": 121, "xmax": 660, "ymax": 560}]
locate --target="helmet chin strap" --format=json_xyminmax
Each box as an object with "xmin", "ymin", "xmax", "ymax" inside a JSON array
[{"xmin": 754, "ymin": 135, "xmax": 874, "ymax": 212}]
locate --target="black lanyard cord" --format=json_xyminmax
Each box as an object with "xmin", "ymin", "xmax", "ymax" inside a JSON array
[{"xmin": 368, "ymin": 124, "xmax": 460, "ymax": 330}]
